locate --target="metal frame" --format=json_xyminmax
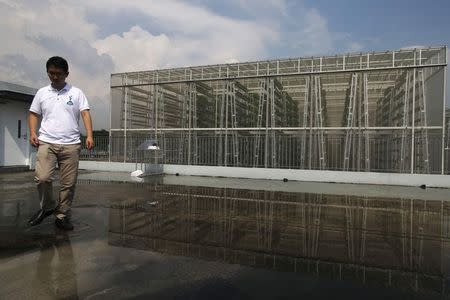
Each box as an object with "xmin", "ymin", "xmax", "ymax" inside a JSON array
[
  {"xmin": 109, "ymin": 46, "xmax": 448, "ymax": 174},
  {"xmin": 111, "ymin": 47, "xmax": 446, "ymax": 86}
]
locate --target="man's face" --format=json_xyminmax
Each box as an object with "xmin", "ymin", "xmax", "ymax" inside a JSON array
[{"xmin": 47, "ymin": 65, "xmax": 68, "ymax": 86}]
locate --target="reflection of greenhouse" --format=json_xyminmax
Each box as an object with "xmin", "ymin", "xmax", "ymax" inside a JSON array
[
  {"xmin": 108, "ymin": 184, "xmax": 450, "ymax": 296},
  {"xmin": 110, "ymin": 46, "xmax": 448, "ymax": 174}
]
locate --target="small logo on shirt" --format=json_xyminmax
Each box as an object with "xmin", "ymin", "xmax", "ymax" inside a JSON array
[{"xmin": 67, "ymin": 95, "xmax": 73, "ymax": 106}]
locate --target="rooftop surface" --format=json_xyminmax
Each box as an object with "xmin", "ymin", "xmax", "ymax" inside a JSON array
[{"xmin": 1, "ymin": 171, "xmax": 449, "ymax": 299}]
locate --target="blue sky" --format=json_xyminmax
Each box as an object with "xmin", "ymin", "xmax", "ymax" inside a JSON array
[
  {"xmin": 309, "ymin": 0, "xmax": 449, "ymax": 51},
  {"xmin": 0, "ymin": 0, "xmax": 448, "ymax": 129},
  {"xmin": 198, "ymin": 0, "xmax": 450, "ymax": 57}
]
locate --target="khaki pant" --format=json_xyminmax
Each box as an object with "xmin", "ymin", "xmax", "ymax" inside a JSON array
[{"xmin": 35, "ymin": 141, "xmax": 81, "ymax": 219}]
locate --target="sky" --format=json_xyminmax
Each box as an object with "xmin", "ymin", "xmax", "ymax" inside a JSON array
[{"xmin": 1, "ymin": 0, "xmax": 449, "ymax": 129}]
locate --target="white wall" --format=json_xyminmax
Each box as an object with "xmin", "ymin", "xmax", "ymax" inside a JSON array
[
  {"xmin": 0, "ymin": 100, "xmax": 30, "ymax": 167},
  {"xmin": 163, "ymin": 165, "xmax": 450, "ymax": 188}
]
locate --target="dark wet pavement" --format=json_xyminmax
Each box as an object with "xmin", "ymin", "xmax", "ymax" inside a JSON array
[{"xmin": 1, "ymin": 171, "xmax": 450, "ymax": 299}]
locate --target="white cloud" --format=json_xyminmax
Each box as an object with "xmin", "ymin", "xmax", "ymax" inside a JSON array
[
  {"xmin": 400, "ymin": 45, "xmax": 427, "ymax": 50},
  {"xmin": 299, "ymin": 8, "xmax": 334, "ymax": 55},
  {"xmin": 94, "ymin": 26, "xmax": 172, "ymax": 72},
  {"xmin": 0, "ymin": 0, "xmax": 111, "ymax": 129},
  {"xmin": 0, "ymin": 0, "xmax": 364, "ymax": 129},
  {"xmin": 232, "ymin": 0, "xmax": 288, "ymax": 16},
  {"xmin": 0, "ymin": 0, "xmax": 280, "ymax": 129},
  {"xmin": 89, "ymin": 0, "xmax": 278, "ymax": 71},
  {"xmin": 274, "ymin": 6, "xmax": 365, "ymax": 57},
  {"xmin": 94, "ymin": 23, "xmax": 275, "ymax": 72},
  {"xmin": 347, "ymin": 42, "xmax": 363, "ymax": 52},
  {"xmin": 85, "ymin": 0, "xmax": 278, "ymax": 39}
]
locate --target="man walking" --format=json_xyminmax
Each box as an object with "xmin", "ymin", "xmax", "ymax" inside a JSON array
[{"xmin": 28, "ymin": 56, "xmax": 94, "ymax": 230}]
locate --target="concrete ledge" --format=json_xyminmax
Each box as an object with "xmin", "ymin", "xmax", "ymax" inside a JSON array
[
  {"xmin": 79, "ymin": 161, "xmax": 450, "ymax": 188},
  {"xmin": 80, "ymin": 161, "xmax": 137, "ymax": 172},
  {"xmin": 163, "ymin": 165, "xmax": 450, "ymax": 188},
  {"xmin": 79, "ymin": 161, "xmax": 162, "ymax": 174},
  {"xmin": 0, "ymin": 165, "xmax": 31, "ymax": 173}
]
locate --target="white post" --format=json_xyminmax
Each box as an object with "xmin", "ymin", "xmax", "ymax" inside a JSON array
[
  {"xmin": 108, "ymin": 76, "xmax": 112, "ymax": 162},
  {"xmin": 411, "ymin": 65, "xmax": 416, "ymax": 173},
  {"xmin": 154, "ymin": 85, "xmax": 158, "ymax": 141},
  {"xmin": 225, "ymin": 83, "xmax": 229, "ymax": 166},
  {"xmin": 441, "ymin": 62, "xmax": 447, "ymax": 174},
  {"xmin": 188, "ymin": 84, "xmax": 192, "ymax": 165},
  {"xmin": 265, "ymin": 79, "xmax": 270, "ymax": 168},
  {"xmin": 123, "ymin": 75, "xmax": 128, "ymax": 163}
]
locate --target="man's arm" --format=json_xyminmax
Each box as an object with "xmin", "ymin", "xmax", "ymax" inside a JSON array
[
  {"xmin": 81, "ymin": 110, "xmax": 94, "ymax": 150},
  {"xmin": 28, "ymin": 112, "xmax": 40, "ymax": 147}
]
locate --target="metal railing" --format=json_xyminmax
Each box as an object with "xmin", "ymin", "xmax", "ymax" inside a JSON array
[
  {"xmin": 80, "ymin": 135, "xmax": 109, "ymax": 161},
  {"xmin": 81, "ymin": 131, "xmax": 450, "ymax": 174}
]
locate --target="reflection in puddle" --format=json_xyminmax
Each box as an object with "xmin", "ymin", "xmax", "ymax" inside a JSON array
[
  {"xmin": 33, "ymin": 232, "xmax": 78, "ymax": 299},
  {"xmin": 108, "ymin": 184, "xmax": 450, "ymax": 297}
]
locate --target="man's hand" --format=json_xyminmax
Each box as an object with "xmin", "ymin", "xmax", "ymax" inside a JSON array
[
  {"xmin": 86, "ymin": 136, "xmax": 94, "ymax": 150},
  {"xmin": 28, "ymin": 112, "xmax": 40, "ymax": 147},
  {"xmin": 30, "ymin": 133, "xmax": 39, "ymax": 147},
  {"xmin": 81, "ymin": 110, "xmax": 94, "ymax": 150}
]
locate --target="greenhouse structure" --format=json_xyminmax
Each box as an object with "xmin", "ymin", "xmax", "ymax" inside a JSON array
[{"xmin": 108, "ymin": 46, "xmax": 449, "ymax": 176}]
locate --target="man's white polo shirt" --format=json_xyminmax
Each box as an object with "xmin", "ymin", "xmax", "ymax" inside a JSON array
[{"xmin": 29, "ymin": 83, "xmax": 90, "ymax": 144}]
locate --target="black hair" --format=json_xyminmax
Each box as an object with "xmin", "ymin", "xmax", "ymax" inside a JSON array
[{"xmin": 46, "ymin": 56, "xmax": 69, "ymax": 73}]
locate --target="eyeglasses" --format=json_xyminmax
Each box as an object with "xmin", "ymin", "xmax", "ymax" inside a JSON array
[{"xmin": 47, "ymin": 71, "xmax": 67, "ymax": 78}]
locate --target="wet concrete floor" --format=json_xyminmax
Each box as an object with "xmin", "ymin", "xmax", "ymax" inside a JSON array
[{"xmin": 1, "ymin": 170, "xmax": 450, "ymax": 299}]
